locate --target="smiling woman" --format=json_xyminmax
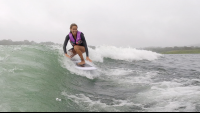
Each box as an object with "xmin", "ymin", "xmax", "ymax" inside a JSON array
[{"xmin": 63, "ymin": 23, "xmax": 92, "ymax": 66}]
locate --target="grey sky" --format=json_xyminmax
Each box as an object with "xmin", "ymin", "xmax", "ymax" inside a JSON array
[{"xmin": 0, "ymin": 0, "xmax": 200, "ymax": 48}]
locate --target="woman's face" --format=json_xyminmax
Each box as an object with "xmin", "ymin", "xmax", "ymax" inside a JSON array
[{"xmin": 70, "ymin": 26, "xmax": 78, "ymax": 36}]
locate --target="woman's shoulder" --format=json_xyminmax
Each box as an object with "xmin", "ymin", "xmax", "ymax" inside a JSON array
[
  {"xmin": 65, "ymin": 34, "xmax": 69, "ymax": 39},
  {"xmin": 80, "ymin": 32, "xmax": 85, "ymax": 38},
  {"xmin": 80, "ymin": 32, "xmax": 84, "ymax": 34},
  {"xmin": 66, "ymin": 32, "xmax": 71, "ymax": 36},
  {"xmin": 80, "ymin": 32, "xmax": 85, "ymax": 36}
]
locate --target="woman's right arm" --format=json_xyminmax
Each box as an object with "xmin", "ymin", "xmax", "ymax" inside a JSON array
[
  {"xmin": 63, "ymin": 35, "xmax": 69, "ymax": 54},
  {"xmin": 63, "ymin": 35, "xmax": 71, "ymax": 58}
]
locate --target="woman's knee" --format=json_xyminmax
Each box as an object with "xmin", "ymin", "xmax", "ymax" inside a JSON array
[
  {"xmin": 74, "ymin": 45, "xmax": 80, "ymax": 51},
  {"xmin": 74, "ymin": 45, "xmax": 85, "ymax": 53}
]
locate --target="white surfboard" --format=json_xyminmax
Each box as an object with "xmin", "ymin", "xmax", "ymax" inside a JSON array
[{"xmin": 72, "ymin": 60, "xmax": 97, "ymax": 70}]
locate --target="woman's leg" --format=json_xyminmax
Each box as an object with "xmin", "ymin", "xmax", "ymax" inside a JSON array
[
  {"xmin": 74, "ymin": 45, "xmax": 86, "ymax": 65},
  {"xmin": 67, "ymin": 48, "xmax": 77, "ymax": 58},
  {"xmin": 68, "ymin": 48, "xmax": 77, "ymax": 58}
]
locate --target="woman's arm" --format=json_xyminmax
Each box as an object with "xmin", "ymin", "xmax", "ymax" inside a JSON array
[
  {"xmin": 81, "ymin": 33, "xmax": 92, "ymax": 62},
  {"xmin": 63, "ymin": 35, "xmax": 69, "ymax": 54},
  {"xmin": 81, "ymin": 33, "xmax": 89, "ymax": 57}
]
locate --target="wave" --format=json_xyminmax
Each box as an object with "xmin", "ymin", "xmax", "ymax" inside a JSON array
[
  {"xmin": 1, "ymin": 44, "xmax": 199, "ymax": 112},
  {"xmin": 89, "ymin": 45, "xmax": 162, "ymax": 62},
  {"xmin": 55, "ymin": 45, "xmax": 162, "ymax": 79}
]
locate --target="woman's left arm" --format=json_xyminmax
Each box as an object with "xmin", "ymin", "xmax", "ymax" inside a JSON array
[
  {"xmin": 81, "ymin": 33, "xmax": 89, "ymax": 57},
  {"xmin": 81, "ymin": 33, "xmax": 92, "ymax": 62}
]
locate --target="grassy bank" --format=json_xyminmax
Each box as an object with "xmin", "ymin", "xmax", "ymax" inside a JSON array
[
  {"xmin": 161, "ymin": 49, "xmax": 200, "ymax": 54},
  {"xmin": 143, "ymin": 46, "xmax": 200, "ymax": 54}
]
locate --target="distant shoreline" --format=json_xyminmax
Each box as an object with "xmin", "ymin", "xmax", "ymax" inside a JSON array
[
  {"xmin": 0, "ymin": 39, "xmax": 56, "ymax": 45},
  {"xmin": 1, "ymin": 39, "xmax": 200, "ymax": 54},
  {"xmin": 161, "ymin": 50, "xmax": 200, "ymax": 54},
  {"xmin": 143, "ymin": 46, "xmax": 200, "ymax": 54}
]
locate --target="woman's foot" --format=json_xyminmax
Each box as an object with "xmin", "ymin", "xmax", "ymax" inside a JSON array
[{"xmin": 78, "ymin": 61, "xmax": 85, "ymax": 65}]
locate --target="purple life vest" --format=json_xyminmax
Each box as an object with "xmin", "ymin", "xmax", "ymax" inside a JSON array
[{"xmin": 69, "ymin": 31, "xmax": 83, "ymax": 46}]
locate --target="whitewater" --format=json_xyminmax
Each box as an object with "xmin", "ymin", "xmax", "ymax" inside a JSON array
[{"xmin": 0, "ymin": 44, "xmax": 200, "ymax": 112}]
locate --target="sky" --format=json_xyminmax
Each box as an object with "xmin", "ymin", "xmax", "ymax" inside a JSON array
[{"xmin": 0, "ymin": 0, "xmax": 200, "ymax": 48}]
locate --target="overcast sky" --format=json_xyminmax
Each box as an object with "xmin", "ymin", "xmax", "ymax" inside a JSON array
[{"xmin": 0, "ymin": 0, "xmax": 200, "ymax": 48}]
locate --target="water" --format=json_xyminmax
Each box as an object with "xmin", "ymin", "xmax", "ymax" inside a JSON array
[{"xmin": 0, "ymin": 44, "xmax": 200, "ymax": 112}]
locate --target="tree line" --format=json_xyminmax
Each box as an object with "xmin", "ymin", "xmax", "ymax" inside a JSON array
[
  {"xmin": 143, "ymin": 46, "xmax": 200, "ymax": 53},
  {"xmin": 0, "ymin": 39, "xmax": 55, "ymax": 45}
]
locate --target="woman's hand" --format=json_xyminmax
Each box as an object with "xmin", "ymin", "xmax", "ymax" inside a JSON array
[
  {"xmin": 86, "ymin": 57, "xmax": 92, "ymax": 62},
  {"xmin": 65, "ymin": 54, "xmax": 71, "ymax": 58}
]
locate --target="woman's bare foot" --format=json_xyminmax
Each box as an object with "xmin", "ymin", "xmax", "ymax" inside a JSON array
[{"xmin": 78, "ymin": 60, "xmax": 85, "ymax": 65}]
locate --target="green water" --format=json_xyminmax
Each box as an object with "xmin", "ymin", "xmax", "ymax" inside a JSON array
[
  {"xmin": 0, "ymin": 45, "xmax": 79, "ymax": 112},
  {"xmin": 1, "ymin": 45, "xmax": 200, "ymax": 112}
]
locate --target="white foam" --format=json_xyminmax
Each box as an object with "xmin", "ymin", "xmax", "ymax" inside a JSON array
[
  {"xmin": 0, "ymin": 54, "xmax": 10, "ymax": 61},
  {"xmin": 56, "ymin": 98, "xmax": 62, "ymax": 101},
  {"xmin": 61, "ymin": 56, "xmax": 100, "ymax": 79},
  {"xmin": 13, "ymin": 47, "xmax": 21, "ymax": 51},
  {"xmin": 57, "ymin": 44, "xmax": 161, "ymax": 79},
  {"xmin": 101, "ymin": 69, "xmax": 159, "ymax": 86},
  {"xmin": 57, "ymin": 45, "xmax": 162, "ymax": 63},
  {"xmin": 89, "ymin": 45, "xmax": 162, "ymax": 62},
  {"xmin": 53, "ymin": 45, "xmax": 100, "ymax": 79},
  {"xmin": 61, "ymin": 92, "xmax": 142, "ymax": 112},
  {"xmin": 147, "ymin": 101, "xmax": 195, "ymax": 112},
  {"xmin": 7, "ymin": 67, "xmax": 23, "ymax": 73},
  {"xmin": 100, "ymin": 68, "xmax": 134, "ymax": 76},
  {"xmin": 56, "ymin": 44, "xmax": 162, "ymax": 62},
  {"xmin": 138, "ymin": 78, "xmax": 200, "ymax": 112}
]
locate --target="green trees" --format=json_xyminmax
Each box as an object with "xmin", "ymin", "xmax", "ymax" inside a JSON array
[{"xmin": 143, "ymin": 46, "xmax": 200, "ymax": 54}]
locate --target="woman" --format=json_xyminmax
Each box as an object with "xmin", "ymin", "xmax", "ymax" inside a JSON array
[{"xmin": 63, "ymin": 23, "xmax": 92, "ymax": 66}]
